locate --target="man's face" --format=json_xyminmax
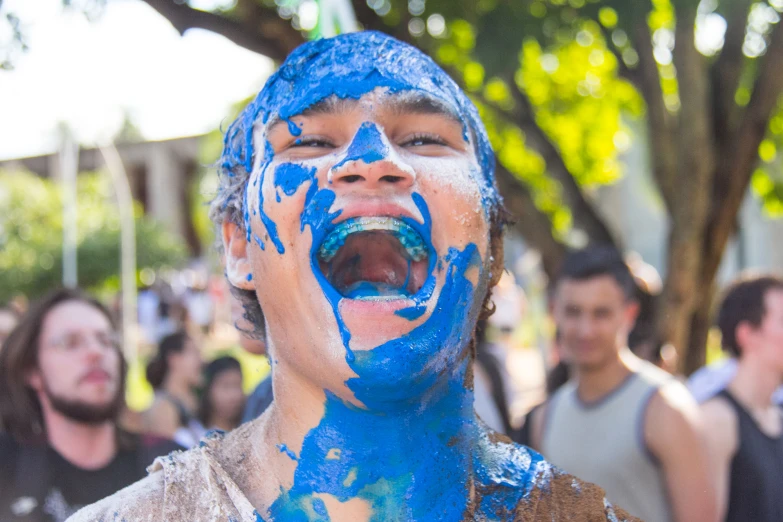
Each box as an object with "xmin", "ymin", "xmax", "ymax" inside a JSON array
[
  {"xmin": 28, "ymin": 300, "xmax": 122, "ymax": 424},
  {"xmin": 553, "ymin": 276, "xmax": 638, "ymax": 371},
  {"xmin": 226, "ymin": 89, "xmax": 492, "ymax": 399}
]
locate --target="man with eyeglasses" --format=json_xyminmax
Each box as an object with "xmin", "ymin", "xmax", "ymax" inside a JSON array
[{"xmin": 0, "ymin": 288, "xmax": 179, "ymax": 522}]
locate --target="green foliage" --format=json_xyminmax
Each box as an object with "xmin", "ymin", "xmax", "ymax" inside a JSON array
[
  {"xmin": 0, "ymin": 169, "xmax": 188, "ymax": 302},
  {"xmin": 752, "ymin": 97, "xmax": 783, "ymax": 216}
]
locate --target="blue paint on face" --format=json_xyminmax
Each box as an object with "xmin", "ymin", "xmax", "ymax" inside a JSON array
[
  {"xmin": 268, "ymin": 242, "xmax": 484, "ymax": 521},
  {"xmin": 247, "ymin": 273, "xmax": 253, "ymax": 282},
  {"xmin": 286, "ymin": 118, "xmax": 303, "ymax": 136},
  {"xmin": 219, "ymin": 31, "xmax": 501, "ymax": 226},
  {"xmin": 330, "ymin": 122, "xmax": 387, "ymax": 172},
  {"xmin": 274, "ymin": 163, "xmax": 318, "ymax": 197},
  {"xmin": 216, "ymin": 32, "xmax": 552, "ymax": 521}
]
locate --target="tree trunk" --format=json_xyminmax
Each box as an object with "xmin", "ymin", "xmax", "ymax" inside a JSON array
[{"xmin": 682, "ymin": 281, "xmax": 716, "ymax": 375}]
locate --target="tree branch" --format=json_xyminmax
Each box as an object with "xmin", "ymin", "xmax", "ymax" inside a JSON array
[
  {"xmin": 711, "ymin": 0, "xmax": 753, "ymax": 142},
  {"xmin": 702, "ymin": 19, "xmax": 783, "ymax": 283},
  {"xmin": 504, "ymin": 79, "xmax": 619, "ymax": 248},
  {"xmin": 494, "ymin": 163, "xmax": 567, "ymax": 280},
  {"xmin": 631, "ymin": 17, "xmax": 677, "ymax": 213},
  {"xmin": 140, "ymin": 0, "xmax": 302, "ymax": 62}
]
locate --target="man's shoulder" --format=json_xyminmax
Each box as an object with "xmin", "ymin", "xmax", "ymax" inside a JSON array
[
  {"xmin": 475, "ymin": 436, "xmax": 641, "ymax": 521},
  {"xmin": 518, "ymin": 470, "xmax": 642, "ymax": 522},
  {"xmin": 67, "ymin": 471, "xmax": 165, "ymax": 522}
]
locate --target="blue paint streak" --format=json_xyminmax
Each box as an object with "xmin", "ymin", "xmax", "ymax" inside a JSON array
[
  {"xmin": 277, "ymin": 443, "xmax": 298, "ymax": 461},
  {"xmin": 274, "ymin": 163, "xmax": 318, "ymax": 197},
  {"xmin": 248, "ymin": 140, "xmax": 285, "ymax": 255},
  {"xmin": 218, "ymin": 31, "xmax": 502, "ymax": 227},
  {"xmin": 286, "ymin": 118, "xmax": 302, "ymax": 136},
  {"xmin": 330, "ymin": 122, "xmax": 387, "ymax": 172},
  {"xmin": 253, "ymin": 234, "xmax": 265, "ymax": 251}
]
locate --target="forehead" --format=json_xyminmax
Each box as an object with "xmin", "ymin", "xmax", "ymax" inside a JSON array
[
  {"xmin": 42, "ymin": 301, "xmax": 112, "ymax": 336},
  {"xmin": 267, "ymin": 90, "xmax": 462, "ymax": 130},
  {"xmin": 556, "ymin": 276, "xmax": 627, "ymax": 305}
]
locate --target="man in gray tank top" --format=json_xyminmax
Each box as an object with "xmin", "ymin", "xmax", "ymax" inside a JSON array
[
  {"xmin": 529, "ymin": 247, "xmax": 717, "ymax": 522},
  {"xmin": 701, "ymin": 274, "xmax": 783, "ymax": 522}
]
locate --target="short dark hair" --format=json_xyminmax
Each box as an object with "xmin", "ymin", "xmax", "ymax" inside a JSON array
[
  {"xmin": 198, "ymin": 356, "xmax": 243, "ymax": 427},
  {"xmin": 556, "ymin": 246, "xmax": 636, "ymax": 300},
  {"xmin": 146, "ymin": 331, "xmax": 190, "ymax": 389},
  {"xmin": 0, "ymin": 288, "xmax": 124, "ymax": 442},
  {"xmin": 717, "ymin": 274, "xmax": 783, "ymax": 357}
]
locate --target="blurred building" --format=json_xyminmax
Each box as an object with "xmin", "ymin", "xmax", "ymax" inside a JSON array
[{"xmin": 0, "ymin": 136, "xmax": 203, "ymax": 256}]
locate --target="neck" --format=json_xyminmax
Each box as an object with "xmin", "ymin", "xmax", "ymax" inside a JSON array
[
  {"xmin": 262, "ymin": 356, "xmax": 477, "ymax": 520},
  {"xmin": 574, "ymin": 347, "xmax": 635, "ymax": 404},
  {"xmin": 44, "ymin": 410, "xmax": 117, "ymax": 469},
  {"xmin": 730, "ymin": 356, "xmax": 781, "ymax": 410}
]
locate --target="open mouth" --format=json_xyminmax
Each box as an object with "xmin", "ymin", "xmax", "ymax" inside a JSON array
[{"xmin": 317, "ymin": 217, "xmax": 430, "ymax": 300}]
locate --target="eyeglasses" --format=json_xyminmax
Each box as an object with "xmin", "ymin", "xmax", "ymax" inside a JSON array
[{"xmin": 45, "ymin": 331, "xmax": 121, "ymax": 353}]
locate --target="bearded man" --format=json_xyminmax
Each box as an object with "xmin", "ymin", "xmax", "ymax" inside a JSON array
[{"xmin": 0, "ymin": 289, "xmax": 179, "ymax": 522}]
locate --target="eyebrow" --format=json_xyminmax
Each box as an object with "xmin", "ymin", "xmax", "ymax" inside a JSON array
[{"xmin": 265, "ymin": 92, "xmax": 463, "ymax": 133}]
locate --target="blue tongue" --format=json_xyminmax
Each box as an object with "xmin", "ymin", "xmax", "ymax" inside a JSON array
[{"xmin": 343, "ymin": 282, "xmax": 410, "ymax": 299}]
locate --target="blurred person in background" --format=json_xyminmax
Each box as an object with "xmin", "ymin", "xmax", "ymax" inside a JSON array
[
  {"xmin": 0, "ymin": 289, "xmax": 178, "ymax": 522},
  {"xmin": 0, "ymin": 304, "xmax": 21, "ymax": 349},
  {"xmin": 528, "ymin": 246, "xmax": 716, "ymax": 522},
  {"xmin": 143, "ymin": 331, "xmax": 205, "ymax": 447},
  {"xmin": 701, "ymin": 275, "xmax": 783, "ymax": 522},
  {"xmin": 198, "ymin": 356, "xmax": 245, "ymax": 432}
]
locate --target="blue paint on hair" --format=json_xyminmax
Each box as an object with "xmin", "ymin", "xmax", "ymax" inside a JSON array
[
  {"xmin": 218, "ymin": 31, "xmax": 500, "ymax": 224},
  {"xmin": 330, "ymin": 122, "xmax": 387, "ymax": 172}
]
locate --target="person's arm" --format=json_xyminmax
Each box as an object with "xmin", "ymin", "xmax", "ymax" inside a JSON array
[
  {"xmin": 644, "ymin": 381, "xmax": 719, "ymax": 522},
  {"xmin": 700, "ymin": 397, "xmax": 738, "ymax": 521},
  {"xmin": 528, "ymin": 402, "xmax": 548, "ymax": 452}
]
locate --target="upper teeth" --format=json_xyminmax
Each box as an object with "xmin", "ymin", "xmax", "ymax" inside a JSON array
[{"xmin": 317, "ymin": 217, "xmax": 427, "ymax": 263}]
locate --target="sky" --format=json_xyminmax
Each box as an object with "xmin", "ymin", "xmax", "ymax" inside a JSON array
[{"xmin": 0, "ymin": 0, "xmax": 273, "ymax": 160}]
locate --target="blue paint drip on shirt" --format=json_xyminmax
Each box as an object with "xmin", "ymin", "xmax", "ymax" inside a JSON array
[
  {"xmin": 277, "ymin": 443, "xmax": 298, "ymax": 461},
  {"xmin": 330, "ymin": 122, "xmax": 387, "ymax": 172}
]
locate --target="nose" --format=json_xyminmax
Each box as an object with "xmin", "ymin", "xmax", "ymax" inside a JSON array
[{"xmin": 328, "ymin": 122, "xmax": 415, "ymax": 191}]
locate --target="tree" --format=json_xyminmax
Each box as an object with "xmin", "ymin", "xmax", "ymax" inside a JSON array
[
  {"xmin": 0, "ymin": 169, "xmax": 188, "ymax": 302},
  {"xmin": 6, "ymin": 0, "xmax": 783, "ymax": 374}
]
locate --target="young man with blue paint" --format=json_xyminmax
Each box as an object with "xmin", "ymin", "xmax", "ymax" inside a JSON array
[{"xmin": 71, "ymin": 32, "xmax": 638, "ymax": 521}]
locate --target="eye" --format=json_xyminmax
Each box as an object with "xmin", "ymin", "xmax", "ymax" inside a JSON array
[
  {"xmin": 400, "ymin": 133, "xmax": 447, "ymax": 147},
  {"xmin": 290, "ymin": 136, "xmax": 335, "ymax": 149}
]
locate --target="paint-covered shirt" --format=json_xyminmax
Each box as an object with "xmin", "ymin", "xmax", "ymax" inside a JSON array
[{"xmin": 68, "ymin": 418, "xmax": 639, "ymax": 522}]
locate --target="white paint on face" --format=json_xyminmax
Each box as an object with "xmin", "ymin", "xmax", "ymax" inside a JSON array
[{"xmin": 235, "ymin": 88, "xmax": 492, "ymax": 400}]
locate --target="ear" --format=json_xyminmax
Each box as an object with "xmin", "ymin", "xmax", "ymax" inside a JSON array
[
  {"xmin": 222, "ymin": 220, "xmax": 255, "ymax": 291},
  {"xmin": 26, "ymin": 368, "xmax": 43, "ymax": 393},
  {"xmin": 735, "ymin": 321, "xmax": 754, "ymax": 354},
  {"xmin": 624, "ymin": 299, "xmax": 640, "ymax": 330}
]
